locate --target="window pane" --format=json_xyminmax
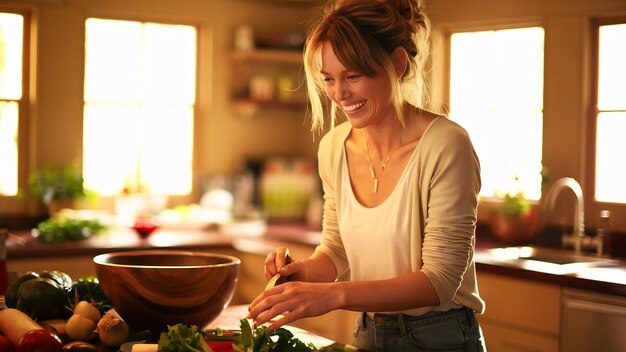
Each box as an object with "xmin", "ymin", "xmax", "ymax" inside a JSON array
[
  {"xmin": 0, "ymin": 12, "xmax": 23, "ymax": 196},
  {"xmin": 0, "ymin": 13, "xmax": 23, "ymax": 100},
  {"xmin": 595, "ymin": 23, "xmax": 626, "ymax": 203},
  {"xmin": 83, "ymin": 104, "xmax": 141, "ymax": 195},
  {"xmin": 595, "ymin": 112, "xmax": 626, "ymax": 202},
  {"xmin": 598, "ymin": 24, "xmax": 626, "ymax": 111},
  {"xmin": 84, "ymin": 19, "xmax": 196, "ymax": 197},
  {"xmin": 0, "ymin": 102, "xmax": 18, "ymax": 195},
  {"xmin": 140, "ymin": 106, "xmax": 193, "ymax": 194},
  {"xmin": 84, "ymin": 19, "xmax": 143, "ymax": 102},
  {"xmin": 449, "ymin": 27, "xmax": 545, "ymax": 199},
  {"xmin": 144, "ymin": 24, "xmax": 196, "ymax": 104}
]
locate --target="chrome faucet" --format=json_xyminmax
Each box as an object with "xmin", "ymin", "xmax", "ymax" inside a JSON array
[{"xmin": 542, "ymin": 177, "xmax": 586, "ymax": 253}]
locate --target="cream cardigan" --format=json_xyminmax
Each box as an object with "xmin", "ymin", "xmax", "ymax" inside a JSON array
[{"xmin": 313, "ymin": 116, "xmax": 485, "ymax": 314}]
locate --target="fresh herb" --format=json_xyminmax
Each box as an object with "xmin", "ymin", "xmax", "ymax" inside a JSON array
[
  {"xmin": 232, "ymin": 319, "xmax": 316, "ymax": 352},
  {"xmin": 158, "ymin": 324, "xmax": 212, "ymax": 352},
  {"xmin": 33, "ymin": 217, "xmax": 107, "ymax": 243},
  {"xmin": 70, "ymin": 276, "xmax": 112, "ymax": 314}
]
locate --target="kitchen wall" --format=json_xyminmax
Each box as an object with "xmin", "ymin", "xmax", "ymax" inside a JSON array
[
  {"xmin": 1, "ymin": 0, "xmax": 625, "ymax": 232},
  {"xmin": 0, "ymin": 0, "xmax": 322, "ymax": 216}
]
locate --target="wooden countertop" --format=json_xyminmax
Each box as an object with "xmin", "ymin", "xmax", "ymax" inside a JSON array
[{"xmin": 7, "ymin": 224, "xmax": 626, "ymax": 297}]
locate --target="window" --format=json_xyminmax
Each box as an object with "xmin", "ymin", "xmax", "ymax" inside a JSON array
[
  {"xmin": 83, "ymin": 18, "xmax": 197, "ymax": 196},
  {"xmin": 448, "ymin": 27, "xmax": 545, "ymax": 200},
  {"xmin": 0, "ymin": 12, "xmax": 24, "ymax": 196},
  {"xmin": 594, "ymin": 22, "xmax": 626, "ymax": 203}
]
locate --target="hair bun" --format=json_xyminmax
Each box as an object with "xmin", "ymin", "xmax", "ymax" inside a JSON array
[{"xmin": 385, "ymin": 0, "xmax": 426, "ymax": 28}]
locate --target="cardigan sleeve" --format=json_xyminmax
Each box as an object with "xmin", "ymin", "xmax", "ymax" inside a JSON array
[
  {"xmin": 419, "ymin": 119, "xmax": 481, "ymax": 306},
  {"xmin": 313, "ymin": 124, "xmax": 351, "ymax": 280}
]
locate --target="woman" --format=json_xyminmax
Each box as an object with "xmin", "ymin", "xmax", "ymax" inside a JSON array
[{"xmin": 247, "ymin": 0, "xmax": 485, "ymax": 350}]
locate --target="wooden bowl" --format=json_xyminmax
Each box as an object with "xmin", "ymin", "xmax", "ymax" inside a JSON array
[{"xmin": 93, "ymin": 250, "xmax": 240, "ymax": 334}]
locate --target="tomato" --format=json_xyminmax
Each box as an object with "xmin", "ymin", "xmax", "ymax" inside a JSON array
[
  {"xmin": 16, "ymin": 330, "xmax": 62, "ymax": 352},
  {"xmin": 0, "ymin": 334, "xmax": 15, "ymax": 352}
]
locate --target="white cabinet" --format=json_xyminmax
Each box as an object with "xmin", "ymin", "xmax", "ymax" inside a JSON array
[{"xmin": 477, "ymin": 271, "xmax": 561, "ymax": 352}]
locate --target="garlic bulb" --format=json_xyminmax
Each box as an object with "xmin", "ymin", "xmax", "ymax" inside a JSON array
[
  {"xmin": 73, "ymin": 301, "xmax": 101, "ymax": 324},
  {"xmin": 97, "ymin": 312, "xmax": 130, "ymax": 347},
  {"xmin": 66, "ymin": 314, "xmax": 97, "ymax": 341}
]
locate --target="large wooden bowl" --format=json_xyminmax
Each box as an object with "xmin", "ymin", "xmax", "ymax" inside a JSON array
[{"xmin": 93, "ymin": 250, "xmax": 240, "ymax": 334}]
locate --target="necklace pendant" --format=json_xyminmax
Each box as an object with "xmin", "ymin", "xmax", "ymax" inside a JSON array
[
  {"xmin": 369, "ymin": 166, "xmax": 375, "ymax": 179},
  {"xmin": 373, "ymin": 178, "xmax": 378, "ymax": 193}
]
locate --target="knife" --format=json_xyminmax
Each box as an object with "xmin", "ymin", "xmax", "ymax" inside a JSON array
[{"xmin": 265, "ymin": 273, "xmax": 287, "ymax": 291}]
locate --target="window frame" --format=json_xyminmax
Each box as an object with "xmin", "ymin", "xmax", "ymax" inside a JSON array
[
  {"xmin": 0, "ymin": 7, "xmax": 31, "ymax": 202},
  {"xmin": 81, "ymin": 15, "xmax": 200, "ymax": 199},
  {"xmin": 443, "ymin": 21, "xmax": 546, "ymax": 224},
  {"xmin": 586, "ymin": 15, "xmax": 626, "ymax": 231}
]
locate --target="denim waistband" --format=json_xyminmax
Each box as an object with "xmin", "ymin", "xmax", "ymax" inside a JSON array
[{"xmin": 362, "ymin": 307, "xmax": 474, "ymax": 338}]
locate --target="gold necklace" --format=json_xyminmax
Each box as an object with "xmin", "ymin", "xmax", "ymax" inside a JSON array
[{"xmin": 365, "ymin": 139, "xmax": 393, "ymax": 193}]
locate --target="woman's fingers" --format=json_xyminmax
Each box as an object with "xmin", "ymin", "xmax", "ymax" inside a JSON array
[
  {"xmin": 276, "ymin": 247, "xmax": 291, "ymax": 269},
  {"xmin": 247, "ymin": 282, "xmax": 335, "ymax": 331},
  {"xmin": 265, "ymin": 247, "xmax": 294, "ymax": 280}
]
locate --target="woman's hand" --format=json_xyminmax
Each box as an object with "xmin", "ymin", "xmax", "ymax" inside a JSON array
[
  {"xmin": 247, "ymin": 281, "xmax": 340, "ymax": 330},
  {"xmin": 264, "ymin": 247, "xmax": 308, "ymax": 282}
]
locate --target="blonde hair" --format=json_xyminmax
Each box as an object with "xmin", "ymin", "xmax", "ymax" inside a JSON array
[{"xmin": 303, "ymin": 0, "xmax": 431, "ymax": 134}]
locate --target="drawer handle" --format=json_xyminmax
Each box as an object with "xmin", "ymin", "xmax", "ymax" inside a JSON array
[{"xmin": 565, "ymin": 299, "xmax": 626, "ymax": 317}]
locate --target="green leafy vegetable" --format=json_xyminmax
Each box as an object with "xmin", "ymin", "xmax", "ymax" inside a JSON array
[
  {"xmin": 232, "ymin": 319, "xmax": 316, "ymax": 352},
  {"xmin": 158, "ymin": 324, "xmax": 212, "ymax": 352},
  {"xmin": 34, "ymin": 217, "xmax": 107, "ymax": 243},
  {"xmin": 70, "ymin": 276, "xmax": 112, "ymax": 314}
]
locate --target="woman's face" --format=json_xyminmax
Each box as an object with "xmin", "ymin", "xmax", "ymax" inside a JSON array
[{"xmin": 320, "ymin": 41, "xmax": 394, "ymax": 129}]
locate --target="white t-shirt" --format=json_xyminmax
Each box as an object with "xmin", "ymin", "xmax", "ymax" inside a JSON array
[{"xmin": 339, "ymin": 145, "xmax": 444, "ymax": 315}]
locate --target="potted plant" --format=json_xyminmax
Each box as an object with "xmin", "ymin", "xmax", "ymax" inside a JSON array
[
  {"xmin": 489, "ymin": 191, "xmax": 540, "ymax": 244},
  {"xmin": 488, "ymin": 169, "xmax": 548, "ymax": 244},
  {"xmin": 28, "ymin": 163, "xmax": 87, "ymax": 216}
]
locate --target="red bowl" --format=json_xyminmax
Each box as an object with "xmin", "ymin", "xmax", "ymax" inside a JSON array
[{"xmin": 131, "ymin": 221, "xmax": 159, "ymax": 239}]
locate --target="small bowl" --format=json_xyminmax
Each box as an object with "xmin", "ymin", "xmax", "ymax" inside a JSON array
[
  {"xmin": 94, "ymin": 250, "xmax": 240, "ymax": 334},
  {"xmin": 131, "ymin": 218, "xmax": 160, "ymax": 239}
]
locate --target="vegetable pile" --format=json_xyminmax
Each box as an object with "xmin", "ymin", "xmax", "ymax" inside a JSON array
[
  {"xmin": 157, "ymin": 319, "xmax": 350, "ymax": 352},
  {"xmin": 0, "ymin": 270, "xmax": 124, "ymax": 352},
  {"xmin": 33, "ymin": 217, "xmax": 107, "ymax": 244}
]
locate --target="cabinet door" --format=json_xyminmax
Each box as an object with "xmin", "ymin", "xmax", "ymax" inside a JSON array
[
  {"xmin": 477, "ymin": 271, "xmax": 561, "ymax": 351},
  {"xmin": 480, "ymin": 321, "xmax": 559, "ymax": 352}
]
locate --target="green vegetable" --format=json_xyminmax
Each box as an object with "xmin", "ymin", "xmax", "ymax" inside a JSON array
[
  {"xmin": 5, "ymin": 271, "xmax": 39, "ymax": 308},
  {"xmin": 232, "ymin": 319, "xmax": 316, "ymax": 352},
  {"xmin": 39, "ymin": 270, "xmax": 73, "ymax": 292},
  {"xmin": 158, "ymin": 324, "xmax": 212, "ymax": 352},
  {"xmin": 15, "ymin": 277, "xmax": 70, "ymax": 320},
  {"xmin": 70, "ymin": 276, "xmax": 112, "ymax": 315},
  {"xmin": 33, "ymin": 217, "xmax": 107, "ymax": 244}
]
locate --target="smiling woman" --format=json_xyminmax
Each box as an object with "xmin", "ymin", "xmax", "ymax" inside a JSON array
[{"xmin": 82, "ymin": 18, "xmax": 197, "ymax": 196}]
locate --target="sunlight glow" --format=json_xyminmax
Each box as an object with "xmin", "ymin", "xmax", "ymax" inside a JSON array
[
  {"xmin": 595, "ymin": 24, "xmax": 626, "ymax": 203},
  {"xmin": 83, "ymin": 19, "xmax": 196, "ymax": 196},
  {"xmin": 449, "ymin": 27, "xmax": 544, "ymax": 200},
  {"xmin": 0, "ymin": 13, "xmax": 23, "ymax": 196}
]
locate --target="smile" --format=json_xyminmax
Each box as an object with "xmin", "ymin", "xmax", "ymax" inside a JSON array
[{"xmin": 342, "ymin": 101, "xmax": 366, "ymax": 112}]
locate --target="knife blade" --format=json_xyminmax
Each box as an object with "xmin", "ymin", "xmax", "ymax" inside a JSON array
[{"xmin": 264, "ymin": 273, "xmax": 287, "ymax": 291}]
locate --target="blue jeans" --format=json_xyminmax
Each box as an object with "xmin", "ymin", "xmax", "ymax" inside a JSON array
[{"xmin": 352, "ymin": 307, "xmax": 485, "ymax": 352}]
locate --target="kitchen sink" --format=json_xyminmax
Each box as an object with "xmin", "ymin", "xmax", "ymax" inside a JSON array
[{"xmin": 475, "ymin": 246, "xmax": 619, "ymax": 275}]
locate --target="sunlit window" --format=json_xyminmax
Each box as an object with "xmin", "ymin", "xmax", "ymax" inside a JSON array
[
  {"xmin": 595, "ymin": 23, "xmax": 626, "ymax": 203},
  {"xmin": 0, "ymin": 13, "xmax": 23, "ymax": 196},
  {"xmin": 449, "ymin": 27, "xmax": 545, "ymax": 200},
  {"xmin": 83, "ymin": 18, "xmax": 196, "ymax": 196}
]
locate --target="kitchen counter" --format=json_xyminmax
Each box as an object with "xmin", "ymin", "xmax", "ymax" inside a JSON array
[{"xmin": 7, "ymin": 224, "xmax": 626, "ymax": 297}]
